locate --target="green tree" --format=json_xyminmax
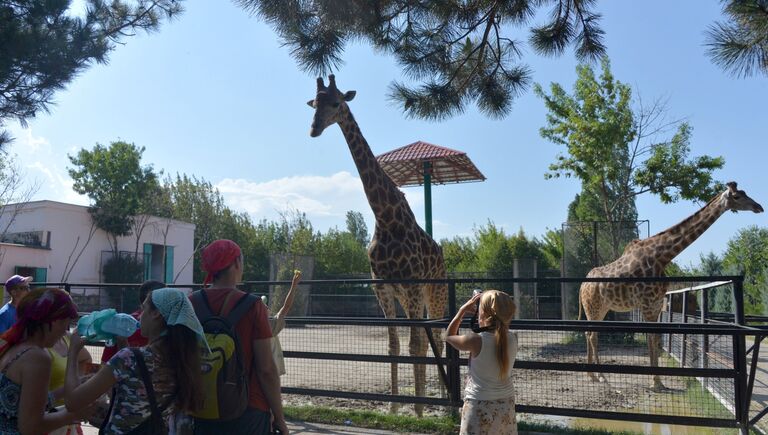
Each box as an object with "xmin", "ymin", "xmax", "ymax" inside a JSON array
[
  {"xmin": 722, "ymin": 226, "xmax": 768, "ymax": 315},
  {"xmin": 0, "ymin": 0, "xmax": 183, "ymax": 147},
  {"xmin": 440, "ymin": 236, "xmax": 478, "ymax": 274},
  {"xmin": 696, "ymin": 252, "xmax": 730, "ymax": 312},
  {"xmin": 705, "ymin": 0, "xmax": 768, "ymax": 78},
  {"xmin": 539, "ymin": 228, "xmax": 563, "ymax": 271},
  {"xmin": 162, "ymin": 174, "xmax": 261, "ymax": 282},
  {"xmin": 474, "ymin": 221, "xmax": 515, "ymax": 274},
  {"xmin": 236, "ymin": 0, "xmax": 606, "ymax": 120},
  {"xmin": 536, "ymin": 57, "xmax": 724, "ymax": 217},
  {"xmin": 345, "ymin": 210, "xmax": 369, "ymax": 248},
  {"xmin": 315, "ymin": 228, "xmax": 369, "ymax": 278},
  {"xmin": 537, "ymin": 58, "xmax": 724, "ymax": 270},
  {"xmin": 68, "ymin": 141, "xmax": 158, "ymax": 256}
]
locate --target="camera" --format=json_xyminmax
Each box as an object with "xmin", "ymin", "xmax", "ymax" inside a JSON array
[{"xmin": 470, "ymin": 289, "xmax": 489, "ymax": 333}]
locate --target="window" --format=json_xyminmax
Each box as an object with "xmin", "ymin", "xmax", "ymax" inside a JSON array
[
  {"xmin": 14, "ymin": 266, "xmax": 47, "ymax": 285},
  {"xmin": 143, "ymin": 244, "xmax": 174, "ymax": 283}
]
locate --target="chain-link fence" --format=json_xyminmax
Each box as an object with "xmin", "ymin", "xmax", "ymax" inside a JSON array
[{"xmin": 561, "ymin": 220, "xmax": 649, "ymax": 319}]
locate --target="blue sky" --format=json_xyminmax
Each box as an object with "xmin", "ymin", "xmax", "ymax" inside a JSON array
[{"xmin": 8, "ymin": 1, "xmax": 767, "ymax": 268}]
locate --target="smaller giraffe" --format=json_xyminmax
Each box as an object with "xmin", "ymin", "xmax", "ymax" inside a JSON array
[{"xmin": 579, "ymin": 182, "xmax": 762, "ymax": 390}]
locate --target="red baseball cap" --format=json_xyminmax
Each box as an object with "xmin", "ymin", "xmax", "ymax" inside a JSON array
[{"xmin": 201, "ymin": 240, "xmax": 242, "ymax": 285}]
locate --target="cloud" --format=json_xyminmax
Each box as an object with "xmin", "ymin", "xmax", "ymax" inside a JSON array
[
  {"xmin": 216, "ymin": 171, "xmax": 428, "ymax": 232},
  {"xmin": 10, "ymin": 126, "xmax": 89, "ymax": 206},
  {"xmin": 217, "ymin": 171, "xmax": 370, "ymax": 222}
]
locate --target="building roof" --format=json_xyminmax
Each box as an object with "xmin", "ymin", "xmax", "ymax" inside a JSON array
[{"xmin": 376, "ymin": 141, "xmax": 486, "ymax": 187}]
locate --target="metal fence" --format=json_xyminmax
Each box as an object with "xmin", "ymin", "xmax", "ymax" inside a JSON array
[{"xmin": 46, "ymin": 275, "xmax": 765, "ymax": 434}]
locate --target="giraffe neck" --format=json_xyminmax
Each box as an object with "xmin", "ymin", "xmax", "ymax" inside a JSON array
[
  {"xmin": 336, "ymin": 105, "xmax": 417, "ymax": 229},
  {"xmin": 646, "ymin": 192, "xmax": 728, "ymax": 265}
]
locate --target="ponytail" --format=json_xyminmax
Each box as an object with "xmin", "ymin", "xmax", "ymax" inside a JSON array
[
  {"xmin": 478, "ymin": 290, "xmax": 516, "ymax": 379},
  {"xmin": 494, "ymin": 321, "xmax": 510, "ymax": 379}
]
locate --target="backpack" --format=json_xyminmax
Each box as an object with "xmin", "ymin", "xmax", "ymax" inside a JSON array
[{"xmin": 189, "ymin": 290, "xmax": 257, "ymax": 421}]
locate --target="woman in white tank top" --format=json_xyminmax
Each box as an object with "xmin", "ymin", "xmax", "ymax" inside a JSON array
[{"xmin": 446, "ymin": 290, "xmax": 518, "ymax": 435}]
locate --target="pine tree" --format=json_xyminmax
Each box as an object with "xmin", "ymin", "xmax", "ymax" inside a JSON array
[
  {"xmin": 0, "ymin": 0, "xmax": 183, "ymax": 147},
  {"xmin": 235, "ymin": 0, "xmax": 606, "ymax": 120},
  {"xmin": 705, "ymin": 0, "xmax": 768, "ymax": 78}
]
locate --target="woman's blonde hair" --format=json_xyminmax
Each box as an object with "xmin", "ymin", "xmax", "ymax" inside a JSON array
[{"xmin": 478, "ymin": 290, "xmax": 516, "ymax": 379}]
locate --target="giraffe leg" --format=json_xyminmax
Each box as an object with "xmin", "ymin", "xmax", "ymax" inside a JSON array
[
  {"xmin": 406, "ymin": 296, "xmax": 428, "ymax": 417},
  {"xmin": 581, "ymin": 286, "xmax": 607, "ymax": 383},
  {"xmin": 586, "ymin": 330, "xmax": 605, "ymax": 382},
  {"xmin": 425, "ymin": 282, "xmax": 448, "ymax": 401},
  {"xmin": 373, "ymin": 285, "xmax": 401, "ymax": 412},
  {"xmin": 644, "ymin": 310, "xmax": 665, "ymax": 391},
  {"xmin": 425, "ymin": 282, "xmax": 447, "ymax": 361}
]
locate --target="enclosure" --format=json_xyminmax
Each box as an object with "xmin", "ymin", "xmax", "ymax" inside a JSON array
[{"xmin": 61, "ymin": 275, "xmax": 767, "ymax": 434}]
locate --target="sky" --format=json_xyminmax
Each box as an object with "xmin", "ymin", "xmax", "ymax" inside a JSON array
[{"xmin": 7, "ymin": 1, "xmax": 767, "ymax": 268}]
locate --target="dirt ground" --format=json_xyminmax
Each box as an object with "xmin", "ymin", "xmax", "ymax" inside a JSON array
[{"xmin": 276, "ymin": 325, "xmax": 708, "ymax": 418}]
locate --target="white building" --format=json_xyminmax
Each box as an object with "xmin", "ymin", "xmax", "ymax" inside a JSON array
[{"xmin": 0, "ymin": 200, "xmax": 195, "ymax": 295}]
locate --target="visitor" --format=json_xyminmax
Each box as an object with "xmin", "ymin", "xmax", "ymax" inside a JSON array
[
  {"xmin": 100, "ymin": 280, "xmax": 165, "ymax": 363},
  {"xmin": 446, "ymin": 289, "xmax": 518, "ymax": 435},
  {"xmin": 64, "ymin": 288, "xmax": 206, "ymax": 434},
  {"xmin": 48, "ymin": 331, "xmax": 93, "ymax": 435},
  {"xmin": 267, "ymin": 269, "xmax": 302, "ymax": 377},
  {"xmin": 0, "ymin": 275, "xmax": 32, "ymax": 333},
  {"xmin": 0, "ymin": 288, "xmax": 88, "ymax": 433},
  {"xmin": 192, "ymin": 239, "xmax": 288, "ymax": 435}
]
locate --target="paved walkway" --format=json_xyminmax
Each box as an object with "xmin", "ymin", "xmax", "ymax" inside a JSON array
[
  {"xmin": 82, "ymin": 420, "xmax": 428, "ymax": 434},
  {"xmin": 748, "ymin": 337, "xmax": 768, "ymax": 433}
]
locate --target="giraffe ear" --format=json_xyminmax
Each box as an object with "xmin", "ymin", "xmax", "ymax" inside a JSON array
[
  {"xmin": 343, "ymin": 91, "xmax": 356, "ymax": 102},
  {"xmin": 726, "ymin": 181, "xmax": 738, "ymax": 193},
  {"xmin": 306, "ymin": 99, "xmax": 315, "ymax": 108}
]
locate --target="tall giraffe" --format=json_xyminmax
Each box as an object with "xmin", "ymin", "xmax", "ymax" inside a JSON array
[
  {"xmin": 307, "ymin": 75, "xmax": 448, "ymax": 415},
  {"xmin": 580, "ymin": 182, "xmax": 763, "ymax": 390}
]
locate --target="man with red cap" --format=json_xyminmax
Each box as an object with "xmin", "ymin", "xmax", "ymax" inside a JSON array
[{"xmin": 191, "ymin": 239, "xmax": 288, "ymax": 435}]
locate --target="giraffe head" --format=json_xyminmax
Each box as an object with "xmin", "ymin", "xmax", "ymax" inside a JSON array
[
  {"xmin": 307, "ymin": 75, "xmax": 356, "ymax": 137},
  {"xmin": 722, "ymin": 181, "xmax": 763, "ymax": 213}
]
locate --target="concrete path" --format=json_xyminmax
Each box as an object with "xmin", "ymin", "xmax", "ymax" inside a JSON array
[
  {"xmin": 82, "ymin": 420, "xmax": 431, "ymax": 434},
  {"xmin": 748, "ymin": 337, "xmax": 768, "ymax": 433}
]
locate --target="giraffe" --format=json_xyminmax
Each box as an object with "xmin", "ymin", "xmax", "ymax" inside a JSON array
[
  {"xmin": 307, "ymin": 75, "xmax": 448, "ymax": 415},
  {"xmin": 579, "ymin": 182, "xmax": 763, "ymax": 390}
]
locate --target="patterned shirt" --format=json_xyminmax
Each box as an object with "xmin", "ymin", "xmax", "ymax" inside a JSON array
[{"xmin": 104, "ymin": 347, "xmax": 175, "ymax": 434}]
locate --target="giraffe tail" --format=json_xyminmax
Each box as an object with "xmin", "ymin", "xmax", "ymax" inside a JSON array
[{"xmin": 577, "ymin": 289, "xmax": 583, "ymax": 321}]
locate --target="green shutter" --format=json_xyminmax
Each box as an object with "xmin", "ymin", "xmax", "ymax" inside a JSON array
[
  {"xmin": 164, "ymin": 246, "xmax": 174, "ymax": 284},
  {"xmin": 143, "ymin": 243, "xmax": 153, "ymax": 281},
  {"xmin": 34, "ymin": 268, "xmax": 47, "ymax": 285}
]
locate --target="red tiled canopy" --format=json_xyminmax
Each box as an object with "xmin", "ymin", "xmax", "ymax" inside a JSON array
[{"xmin": 376, "ymin": 141, "xmax": 486, "ymax": 187}]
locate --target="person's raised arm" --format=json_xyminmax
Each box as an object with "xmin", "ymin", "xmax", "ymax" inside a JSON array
[
  {"xmin": 445, "ymin": 293, "xmax": 482, "ymax": 356},
  {"xmin": 275, "ymin": 270, "xmax": 302, "ymax": 322},
  {"xmin": 64, "ymin": 332, "xmax": 116, "ymax": 413}
]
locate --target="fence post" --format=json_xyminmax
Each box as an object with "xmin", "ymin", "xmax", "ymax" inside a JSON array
[
  {"xmin": 667, "ymin": 294, "xmax": 674, "ymax": 351},
  {"xmin": 732, "ymin": 278, "xmax": 749, "ymax": 434},
  {"xmin": 701, "ymin": 288, "xmax": 709, "ymax": 390},
  {"xmin": 513, "ymin": 260, "xmax": 521, "ymax": 320},
  {"xmin": 681, "ymin": 292, "xmax": 689, "ymax": 365},
  {"xmin": 446, "ymin": 281, "xmax": 461, "ymax": 409}
]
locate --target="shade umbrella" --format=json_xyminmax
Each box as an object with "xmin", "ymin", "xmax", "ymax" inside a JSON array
[{"xmin": 377, "ymin": 140, "xmax": 486, "ymax": 236}]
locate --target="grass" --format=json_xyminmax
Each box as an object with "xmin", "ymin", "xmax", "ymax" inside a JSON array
[{"xmin": 283, "ymin": 405, "xmax": 644, "ymax": 434}]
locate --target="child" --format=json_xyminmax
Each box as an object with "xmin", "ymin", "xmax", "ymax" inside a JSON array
[
  {"xmin": 267, "ymin": 270, "xmax": 302, "ymax": 376},
  {"xmin": 446, "ymin": 289, "xmax": 518, "ymax": 435}
]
